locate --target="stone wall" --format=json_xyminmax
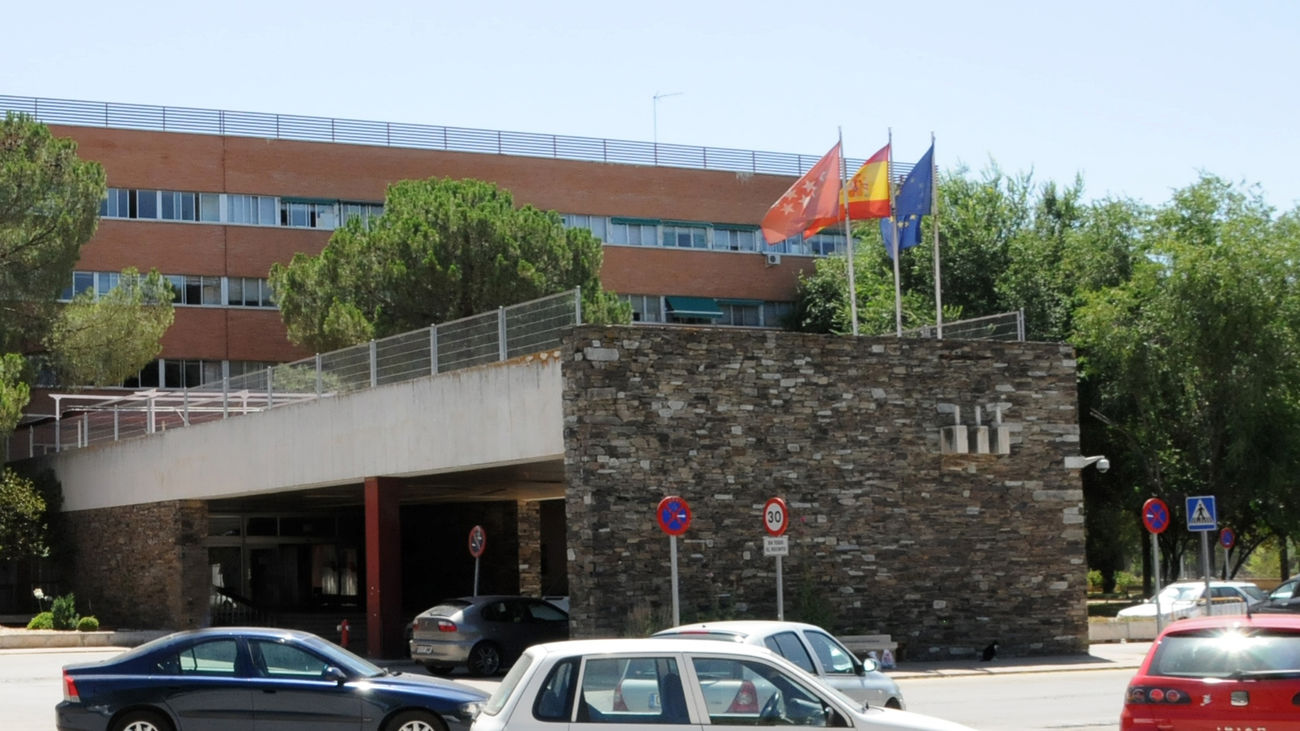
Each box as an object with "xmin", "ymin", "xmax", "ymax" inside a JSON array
[
  {"xmin": 62, "ymin": 500, "xmax": 209, "ymax": 630},
  {"xmin": 562, "ymin": 326, "xmax": 1088, "ymax": 658}
]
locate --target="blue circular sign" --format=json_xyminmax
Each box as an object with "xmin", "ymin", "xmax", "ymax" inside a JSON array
[
  {"xmin": 657, "ymin": 496, "xmax": 692, "ymax": 536},
  {"xmin": 1220, "ymin": 527, "xmax": 1236, "ymax": 549},
  {"xmin": 1142, "ymin": 498, "xmax": 1169, "ymax": 534}
]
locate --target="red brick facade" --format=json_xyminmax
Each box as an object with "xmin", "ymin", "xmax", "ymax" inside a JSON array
[{"xmin": 52, "ymin": 124, "xmax": 817, "ymax": 365}]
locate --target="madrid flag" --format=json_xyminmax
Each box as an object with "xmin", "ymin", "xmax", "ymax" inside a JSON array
[{"xmin": 761, "ymin": 143, "xmax": 843, "ymax": 244}]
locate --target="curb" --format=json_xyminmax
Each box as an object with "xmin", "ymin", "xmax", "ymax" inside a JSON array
[{"xmin": 0, "ymin": 629, "xmax": 167, "ymax": 650}]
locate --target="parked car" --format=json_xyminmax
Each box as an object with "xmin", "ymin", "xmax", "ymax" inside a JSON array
[
  {"xmin": 473, "ymin": 637, "xmax": 974, "ymax": 731},
  {"xmin": 1251, "ymin": 574, "xmax": 1300, "ymax": 614},
  {"xmin": 55, "ymin": 626, "xmax": 487, "ymax": 731},
  {"xmin": 652, "ymin": 619, "xmax": 905, "ymax": 709},
  {"xmin": 409, "ymin": 595, "xmax": 569, "ymax": 676},
  {"xmin": 1120, "ymin": 613, "xmax": 1300, "ymax": 729},
  {"xmin": 1116, "ymin": 580, "xmax": 1266, "ymax": 619}
]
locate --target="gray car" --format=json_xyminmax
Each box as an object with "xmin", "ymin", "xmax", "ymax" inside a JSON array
[
  {"xmin": 653, "ymin": 620, "xmax": 905, "ymax": 709},
  {"xmin": 409, "ymin": 595, "xmax": 569, "ymax": 676}
]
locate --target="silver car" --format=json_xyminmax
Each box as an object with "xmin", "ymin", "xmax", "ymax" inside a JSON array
[
  {"xmin": 409, "ymin": 595, "xmax": 569, "ymax": 676},
  {"xmin": 653, "ymin": 620, "xmax": 904, "ymax": 709},
  {"xmin": 473, "ymin": 638, "xmax": 972, "ymax": 731}
]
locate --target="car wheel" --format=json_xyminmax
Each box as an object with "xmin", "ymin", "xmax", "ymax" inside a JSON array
[
  {"xmin": 385, "ymin": 709, "xmax": 446, "ymax": 731},
  {"xmin": 421, "ymin": 662, "xmax": 454, "ymax": 675},
  {"xmin": 467, "ymin": 641, "xmax": 502, "ymax": 676},
  {"xmin": 111, "ymin": 710, "xmax": 174, "ymax": 731}
]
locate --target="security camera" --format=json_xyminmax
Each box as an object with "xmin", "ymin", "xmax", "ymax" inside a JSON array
[{"xmin": 1096, "ymin": 458, "xmax": 1110, "ymax": 473}]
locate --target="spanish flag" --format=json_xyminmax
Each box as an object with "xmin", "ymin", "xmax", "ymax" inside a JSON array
[
  {"xmin": 799, "ymin": 142, "xmax": 891, "ymax": 238},
  {"xmin": 844, "ymin": 143, "xmax": 891, "ymax": 220}
]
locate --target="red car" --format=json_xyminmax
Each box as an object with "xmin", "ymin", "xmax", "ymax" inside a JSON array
[{"xmin": 1121, "ymin": 613, "xmax": 1300, "ymax": 730}]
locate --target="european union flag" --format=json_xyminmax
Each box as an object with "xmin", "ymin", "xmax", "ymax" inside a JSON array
[{"xmin": 880, "ymin": 143, "xmax": 934, "ymax": 259}]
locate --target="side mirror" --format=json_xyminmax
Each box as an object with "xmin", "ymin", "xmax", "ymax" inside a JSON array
[
  {"xmin": 858, "ymin": 657, "xmax": 878, "ymax": 674},
  {"xmin": 323, "ymin": 666, "xmax": 347, "ymax": 684}
]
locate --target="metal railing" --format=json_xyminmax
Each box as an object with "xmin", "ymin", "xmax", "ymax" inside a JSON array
[
  {"xmin": 0, "ymin": 94, "xmax": 911, "ymax": 179},
  {"xmin": 902, "ymin": 310, "xmax": 1025, "ymax": 342},
  {"xmin": 6, "ymin": 290, "xmax": 581, "ymax": 459}
]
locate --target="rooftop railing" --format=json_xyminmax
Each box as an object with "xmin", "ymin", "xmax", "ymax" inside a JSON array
[{"xmin": 0, "ymin": 94, "xmax": 913, "ymax": 179}]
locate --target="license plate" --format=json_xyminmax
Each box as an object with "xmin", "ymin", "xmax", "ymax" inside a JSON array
[{"xmin": 414, "ymin": 646, "xmax": 432, "ymax": 655}]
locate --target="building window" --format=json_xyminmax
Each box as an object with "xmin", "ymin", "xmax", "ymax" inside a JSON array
[
  {"xmin": 167, "ymin": 275, "xmax": 222, "ymax": 306},
  {"xmin": 227, "ymin": 278, "xmax": 275, "ymax": 308},
  {"xmin": 806, "ymin": 230, "xmax": 846, "ymax": 256},
  {"xmin": 661, "ymin": 223, "xmax": 707, "ymax": 249},
  {"xmin": 133, "ymin": 189, "xmax": 160, "ymax": 220},
  {"xmin": 161, "ymin": 191, "xmax": 199, "ymax": 222},
  {"xmin": 561, "ymin": 214, "xmax": 608, "ymax": 241},
  {"xmin": 621, "ymin": 294, "xmax": 663, "ymax": 323},
  {"xmin": 608, "ymin": 218, "xmax": 658, "ymax": 246},
  {"xmin": 714, "ymin": 227, "xmax": 761, "ymax": 252},
  {"xmin": 340, "ymin": 202, "xmax": 384, "ymax": 228},
  {"xmin": 763, "ymin": 302, "xmax": 795, "ymax": 328},
  {"xmin": 199, "ymin": 193, "xmax": 221, "ymax": 222},
  {"xmin": 100, "ymin": 188, "xmax": 130, "ymax": 218},
  {"xmin": 719, "ymin": 301, "xmax": 761, "ymax": 327},
  {"xmin": 280, "ymin": 200, "xmax": 340, "ymax": 230},
  {"xmin": 228, "ymin": 195, "xmax": 278, "ymax": 226}
]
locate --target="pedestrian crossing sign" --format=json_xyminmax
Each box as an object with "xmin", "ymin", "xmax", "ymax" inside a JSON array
[{"xmin": 1186, "ymin": 495, "xmax": 1217, "ymax": 531}]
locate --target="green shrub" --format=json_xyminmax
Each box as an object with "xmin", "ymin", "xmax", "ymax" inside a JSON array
[
  {"xmin": 51, "ymin": 592, "xmax": 78, "ymax": 630},
  {"xmin": 1114, "ymin": 571, "xmax": 1142, "ymax": 594},
  {"xmin": 1087, "ymin": 570, "xmax": 1103, "ymax": 592},
  {"xmin": 76, "ymin": 616, "xmax": 99, "ymax": 632},
  {"xmin": 26, "ymin": 612, "xmax": 53, "ymax": 629}
]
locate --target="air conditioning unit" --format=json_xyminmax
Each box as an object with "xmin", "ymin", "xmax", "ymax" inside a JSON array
[{"xmin": 765, "ymin": 253, "xmax": 782, "ymax": 266}]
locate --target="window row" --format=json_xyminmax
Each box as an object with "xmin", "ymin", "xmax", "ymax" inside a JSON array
[
  {"xmin": 622, "ymin": 294, "xmax": 794, "ymax": 328},
  {"xmin": 98, "ymin": 186, "xmax": 845, "ymax": 258},
  {"xmin": 100, "ymin": 188, "xmax": 385, "ymax": 230},
  {"xmin": 563, "ymin": 214, "xmax": 847, "ymax": 257},
  {"xmin": 61, "ymin": 271, "xmax": 277, "ymax": 309},
  {"xmin": 124, "ymin": 359, "xmax": 277, "ymax": 390}
]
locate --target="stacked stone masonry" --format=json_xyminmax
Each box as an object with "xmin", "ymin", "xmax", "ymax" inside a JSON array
[{"xmin": 561, "ymin": 326, "xmax": 1087, "ymax": 658}]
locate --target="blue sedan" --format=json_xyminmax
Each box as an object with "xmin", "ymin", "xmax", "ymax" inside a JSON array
[{"xmin": 56, "ymin": 626, "xmax": 488, "ymax": 731}]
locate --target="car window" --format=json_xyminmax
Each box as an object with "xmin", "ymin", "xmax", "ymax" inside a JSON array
[
  {"xmin": 482, "ymin": 600, "xmax": 518, "ymax": 623},
  {"xmin": 1240, "ymin": 586, "xmax": 1267, "ymax": 602},
  {"xmin": 483, "ymin": 653, "xmax": 534, "ymax": 717},
  {"xmin": 577, "ymin": 656, "xmax": 688, "ymax": 724},
  {"xmin": 1152, "ymin": 629, "xmax": 1300, "ymax": 677},
  {"xmin": 687, "ymin": 656, "xmax": 843, "ymax": 727},
  {"xmin": 804, "ymin": 631, "xmax": 856, "ymax": 675},
  {"xmin": 251, "ymin": 640, "xmax": 332, "ymax": 679},
  {"xmin": 1272, "ymin": 580, "xmax": 1298, "ymax": 601},
  {"xmin": 164, "ymin": 639, "xmax": 240, "ymax": 676},
  {"xmin": 763, "ymin": 632, "xmax": 816, "ymax": 673},
  {"xmin": 534, "ymin": 657, "xmax": 578, "ymax": 721},
  {"xmin": 526, "ymin": 600, "xmax": 569, "ymax": 622}
]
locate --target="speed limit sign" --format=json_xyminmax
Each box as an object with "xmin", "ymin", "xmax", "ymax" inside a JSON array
[{"xmin": 763, "ymin": 497, "xmax": 788, "ymax": 537}]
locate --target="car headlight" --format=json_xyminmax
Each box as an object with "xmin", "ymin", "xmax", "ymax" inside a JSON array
[{"xmin": 457, "ymin": 700, "xmax": 484, "ymax": 721}]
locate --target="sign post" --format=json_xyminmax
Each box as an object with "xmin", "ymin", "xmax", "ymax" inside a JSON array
[
  {"xmin": 1142, "ymin": 498, "xmax": 1170, "ymax": 634},
  {"xmin": 1219, "ymin": 527, "xmax": 1236, "ymax": 581},
  {"xmin": 657, "ymin": 496, "xmax": 692, "ymax": 626},
  {"xmin": 763, "ymin": 498, "xmax": 789, "ymax": 620},
  {"xmin": 468, "ymin": 525, "xmax": 487, "ymax": 596},
  {"xmin": 1186, "ymin": 495, "xmax": 1218, "ymax": 616}
]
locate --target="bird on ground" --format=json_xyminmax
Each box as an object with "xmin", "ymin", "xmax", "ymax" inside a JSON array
[{"xmin": 980, "ymin": 641, "xmax": 999, "ymax": 662}]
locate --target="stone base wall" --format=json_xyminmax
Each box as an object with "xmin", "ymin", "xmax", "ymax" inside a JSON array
[
  {"xmin": 562, "ymin": 326, "xmax": 1088, "ymax": 657},
  {"xmin": 61, "ymin": 500, "xmax": 208, "ymax": 630}
]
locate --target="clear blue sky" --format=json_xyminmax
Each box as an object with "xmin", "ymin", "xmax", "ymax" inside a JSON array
[{"xmin": 6, "ymin": 0, "xmax": 1297, "ymax": 211}]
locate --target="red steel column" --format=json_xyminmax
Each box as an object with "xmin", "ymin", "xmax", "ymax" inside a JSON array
[{"xmin": 364, "ymin": 476, "xmax": 403, "ymax": 658}]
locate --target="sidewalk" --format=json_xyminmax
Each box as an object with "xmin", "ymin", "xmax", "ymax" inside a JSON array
[{"xmin": 887, "ymin": 641, "xmax": 1150, "ymax": 678}]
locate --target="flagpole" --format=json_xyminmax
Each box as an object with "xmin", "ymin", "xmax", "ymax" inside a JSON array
[
  {"xmin": 839, "ymin": 127, "xmax": 859, "ymax": 336},
  {"xmin": 930, "ymin": 132, "xmax": 943, "ymax": 339},
  {"xmin": 889, "ymin": 130, "xmax": 902, "ymax": 337}
]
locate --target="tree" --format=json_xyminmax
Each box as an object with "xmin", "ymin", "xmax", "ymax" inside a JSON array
[
  {"xmin": 1074, "ymin": 176, "xmax": 1300, "ymax": 583},
  {"xmin": 0, "ymin": 468, "xmax": 49, "ymax": 561},
  {"xmin": 43, "ymin": 268, "xmax": 175, "ymax": 387},
  {"xmin": 270, "ymin": 177, "xmax": 630, "ymax": 352}
]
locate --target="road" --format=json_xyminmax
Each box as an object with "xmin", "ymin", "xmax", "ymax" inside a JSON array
[
  {"xmin": 3, "ymin": 647, "xmax": 1130, "ymax": 730},
  {"xmin": 897, "ymin": 669, "xmax": 1132, "ymax": 730}
]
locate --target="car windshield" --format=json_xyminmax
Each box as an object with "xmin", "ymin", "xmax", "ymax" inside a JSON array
[
  {"xmin": 1240, "ymin": 585, "xmax": 1268, "ymax": 602},
  {"xmin": 1270, "ymin": 581, "xmax": 1298, "ymax": 601},
  {"xmin": 298, "ymin": 634, "xmax": 388, "ymax": 678},
  {"xmin": 1152, "ymin": 628, "xmax": 1300, "ymax": 678},
  {"xmin": 1159, "ymin": 585, "xmax": 1203, "ymax": 602}
]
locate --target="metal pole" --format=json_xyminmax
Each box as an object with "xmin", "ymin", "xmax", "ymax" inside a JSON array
[
  {"xmin": 1152, "ymin": 533, "xmax": 1164, "ymax": 635},
  {"xmin": 670, "ymin": 535, "xmax": 680, "ymax": 626},
  {"xmin": 473, "ymin": 557, "xmax": 480, "ymax": 597},
  {"xmin": 369, "ymin": 340, "xmax": 378, "ymax": 388},
  {"xmin": 498, "ymin": 307, "xmax": 507, "ymax": 362},
  {"xmin": 1201, "ymin": 531, "xmax": 1212, "ymax": 616},
  {"xmin": 776, "ymin": 555, "xmax": 784, "ymax": 621}
]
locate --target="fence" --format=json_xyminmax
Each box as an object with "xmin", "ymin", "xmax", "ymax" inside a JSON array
[
  {"xmin": 0, "ymin": 94, "xmax": 908, "ymax": 179},
  {"xmin": 902, "ymin": 310, "xmax": 1025, "ymax": 342},
  {"xmin": 7, "ymin": 290, "xmax": 581, "ymax": 459}
]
